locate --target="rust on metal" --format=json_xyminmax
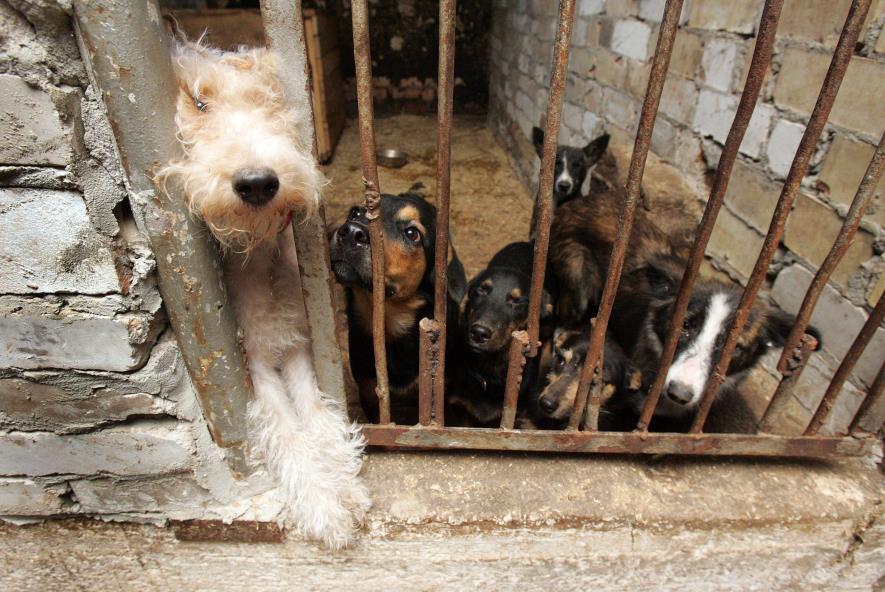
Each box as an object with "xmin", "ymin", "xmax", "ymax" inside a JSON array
[
  {"xmin": 418, "ymin": 318, "xmax": 440, "ymax": 426},
  {"xmin": 570, "ymin": 0, "xmax": 685, "ymax": 431},
  {"xmin": 849, "ymin": 362, "xmax": 885, "ymax": 435},
  {"xmin": 778, "ymin": 129, "xmax": 885, "ymax": 373},
  {"xmin": 583, "ymin": 324, "xmax": 605, "ymax": 432},
  {"xmin": 351, "ymin": 0, "xmax": 390, "ymax": 423},
  {"xmin": 502, "ymin": 0, "xmax": 577, "ymax": 420},
  {"xmin": 806, "ymin": 293, "xmax": 884, "ymax": 435},
  {"xmin": 500, "ymin": 331, "xmax": 531, "ymax": 429},
  {"xmin": 433, "ymin": 0, "xmax": 457, "ymax": 421},
  {"xmin": 690, "ymin": 0, "xmax": 873, "ymax": 434},
  {"xmin": 260, "ymin": 0, "xmax": 350, "ymax": 402},
  {"xmin": 361, "ymin": 425, "xmax": 876, "ymax": 458},
  {"xmin": 636, "ymin": 0, "xmax": 785, "ymax": 431},
  {"xmin": 760, "ymin": 334, "xmax": 818, "ymax": 433}
]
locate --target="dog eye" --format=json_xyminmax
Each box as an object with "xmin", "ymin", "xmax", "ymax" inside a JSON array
[
  {"xmin": 554, "ymin": 354, "xmax": 566, "ymax": 369},
  {"xmin": 474, "ymin": 284, "xmax": 490, "ymax": 296},
  {"xmin": 193, "ymin": 97, "xmax": 208, "ymax": 112},
  {"xmin": 403, "ymin": 227, "xmax": 421, "ymax": 243},
  {"xmin": 506, "ymin": 294, "xmax": 526, "ymax": 306},
  {"xmin": 349, "ymin": 206, "xmax": 362, "ymax": 219}
]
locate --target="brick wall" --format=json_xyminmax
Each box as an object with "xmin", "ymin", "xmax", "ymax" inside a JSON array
[
  {"xmin": 488, "ymin": 0, "xmax": 885, "ymax": 431},
  {"xmin": 0, "ymin": 1, "xmax": 276, "ymax": 522}
]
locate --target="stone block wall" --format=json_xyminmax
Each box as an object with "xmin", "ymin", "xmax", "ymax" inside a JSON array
[
  {"xmin": 488, "ymin": 0, "xmax": 885, "ymax": 431},
  {"xmin": 0, "ymin": 1, "xmax": 275, "ymax": 522}
]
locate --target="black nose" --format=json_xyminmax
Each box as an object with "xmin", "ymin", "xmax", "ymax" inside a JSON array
[
  {"xmin": 336, "ymin": 222, "xmax": 369, "ymax": 247},
  {"xmin": 556, "ymin": 180, "xmax": 572, "ymax": 193},
  {"xmin": 539, "ymin": 395, "xmax": 557, "ymax": 414},
  {"xmin": 232, "ymin": 168, "xmax": 279, "ymax": 206},
  {"xmin": 666, "ymin": 382, "xmax": 694, "ymax": 405},
  {"xmin": 469, "ymin": 323, "xmax": 491, "ymax": 344}
]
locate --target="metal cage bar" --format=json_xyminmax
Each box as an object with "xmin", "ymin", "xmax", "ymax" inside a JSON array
[
  {"xmin": 689, "ymin": 0, "xmax": 873, "ymax": 433},
  {"xmin": 806, "ymin": 293, "xmax": 885, "ymax": 435},
  {"xmin": 636, "ymin": 0, "xmax": 785, "ymax": 431},
  {"xmin": 73, "ymin": 0, "xmax": 254, "ymax": 476},
  {"xmin": 351, "ymin": 0, "xmax": 391, "ymax": 424},
  {"xmin": 500, "ymin": 0, "xmax": 577, "ymax": 420},
  {"xmin": 850, "ymin": 362, "xmax": 885, "ymax": 435},
  {"xmin": 260, "ymin": 0, "xmax": 349, "ymax": 403},
  {"xmin": 568, "ymin": 0, "xmax": 685, "ymax": 431}
]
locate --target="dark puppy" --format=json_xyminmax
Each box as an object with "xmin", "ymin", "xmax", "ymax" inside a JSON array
[
  {"xmin": 524, "ymin": 328, "xmax": 628, "ymax": 430},
  {"xmin": 532, "ymin": 127, "xmax": 610, "ymax": 207},
  {"xmin": 613, "ymin": 256, "xmax": 822, "ymax": 427},
  {"xmin": 330, "ymin": 190, "xmax": 466, "ymax": 424},
  {"xmin": 447, "ymin": 242, "xmax": 553, "ymax": 427}
]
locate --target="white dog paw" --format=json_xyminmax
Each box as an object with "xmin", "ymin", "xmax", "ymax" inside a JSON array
[{"xmin": 342, "ymin": 479, "xmax": 372, "ymax": 525}]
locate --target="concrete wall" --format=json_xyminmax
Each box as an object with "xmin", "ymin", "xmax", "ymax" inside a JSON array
[
  {"xmin": 0, "ymin": 0, "xmax": 277, "ymax": 523},
  {"xmin": 488, "ymin": 0, "xmax": 885, "ymax": 432}
]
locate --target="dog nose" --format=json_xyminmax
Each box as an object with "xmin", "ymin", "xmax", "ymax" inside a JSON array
[
  {"xmin": 556, "ymin": 180, "xmax": 572, "ymax": 193},
  {"xmin": 539, "ymin": 395, "xmax": 557, "ymax": 414},
  {"xmin": 665, "ymin": 382, "xmax": 694, "ymax": 405},
  {"xmin": 469, "ymin": 323, "xmax": 491, "ymax": 344},
  {"xmin": 232, "ymin": 168, "xmax": 280, "ymax": 206},
  {"xmin": 336, "ymin": 222, "xmax": 369, "ymax": 247}
]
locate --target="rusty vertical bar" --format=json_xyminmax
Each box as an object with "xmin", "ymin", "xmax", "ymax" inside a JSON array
[
  {"xmin": 759, "ymin": 334, "xmax": 818, "ymax": 433},
  {"xmin": 778, "ymin": 129, "xmax": 885, "ymax": 372},
  {"xmin": 500, "ymin": 331, "xmax": 530, "ymax": 429},
  {"xmin": 690, "ymin": 0, "xmax": 872, "ymax": 433},
  {"xmin": 805, "ymin": 293, "xmax": 884, "ymax": 435},
  {"xmin": 260, "ymin": 0, "xmax": 349, "ymax": 403},
  {"xmin": 636, "ymin": 0, "xmax": 784, "ymax": 431},
  {"xmin": 849, "ymin": 362, "xmax": 885, "ymax": 434},
  {"xmin": 569, "ymin": 0, "xmax": 685, "ymax": 430},
  {"xmin": 502, "ymin": 0, "xmax": 576, "ymax": 411},
  {"xmin": 73, "ymin": 0, "xmax": 254, "ymax": 476},
  {"xmin": 583, "ymin": 325, "xmax": 604, "ymax": 431},
  {"xmin": 418, "ymin": 318, "xmax": 438, "ymax": 426},
  {"xmin": 351, "ymin": 0, "xmax": 390, "ymax": 423},
  {"xmin": 432, "ymin": 0, "xmax": 457, "ymax": 426}
]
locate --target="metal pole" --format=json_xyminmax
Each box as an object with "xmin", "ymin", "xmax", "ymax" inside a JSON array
[{"xmin": 73, "ymin": 0, "xmax": 254, "ymax": 476}]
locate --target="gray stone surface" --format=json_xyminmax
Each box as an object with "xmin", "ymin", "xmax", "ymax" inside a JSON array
[
  {"xmin": 0, "ymin": 74, "xmax": 72, "ymax": 166},
  {"xmin": 0, "ymin": 188, "xmax": 120, "ymax": 295}
]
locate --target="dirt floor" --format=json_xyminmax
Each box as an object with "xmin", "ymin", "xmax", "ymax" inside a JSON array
[{"xmin": 321, "ymin": 114, "xmax": 533, "ymax": 277}]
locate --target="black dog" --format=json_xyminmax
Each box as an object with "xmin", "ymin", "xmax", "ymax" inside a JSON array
[
  {"xmin": 525, "ymin": 328, "xmax": 628, "ymax": 430},
  {"xmin": 532, "ymin": 126, "xmax": 609, "ymax": 208},
  {"xmin": 447, "ymin": 242, "xmax": 554, "ymax": 427},
  {"xmin": 330, "ymin": 190, "xmax": 466, "ymax": 424}
]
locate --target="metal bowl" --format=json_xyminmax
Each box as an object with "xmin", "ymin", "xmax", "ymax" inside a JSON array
[{"xmin": 376, "ymin": 148, "xmax": 408, "ymax": 168}]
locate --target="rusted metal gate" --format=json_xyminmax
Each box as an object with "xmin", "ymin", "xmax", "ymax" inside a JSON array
[{"xmin": 77, "ymin": 0, "xmax": 883, "ymax": 462}]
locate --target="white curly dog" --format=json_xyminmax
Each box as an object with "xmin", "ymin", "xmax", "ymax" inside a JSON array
[{"xmin": 159, "ymin": 41, "xmax": 370, "ymax": 548}]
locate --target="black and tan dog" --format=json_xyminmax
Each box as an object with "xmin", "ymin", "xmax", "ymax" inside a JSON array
[
  {"xmin": 447, "ymin": 242, "xmax": 554, "ymax": 427},
  {"xmin": 524, "ymin": 328, "xmax": 628, "ymax": 430},
  {"xmin": 330, "ymin": 190, "xmax": 466, "ymax": 424}
]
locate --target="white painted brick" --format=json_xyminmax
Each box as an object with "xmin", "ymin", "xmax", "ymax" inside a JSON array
[
  {"xmin": 766, "ymin": 119, "xmax": 805, "ymax": 179},
  {"xmin": 0, "ymin": 313, "xmax": 156, "ymax": 372},
  {"xmin": 0, "ymin": 74, "xmax": 72, "ymax": 166},
  {"xmin": 692, "ymin": 90, "xmax": 772, "ymax": 158},
  {"xmin": 701, "ymin": 38, "xmax": 740, "ymax": 92},
  {"xmin": 771, "ymin": 264, "xmax": 884, "ymax": 387},
  {"xmin": 610, "ymin": 19, "xmax": 652, "ymax": 61},
  {"xmin": 577, "ymin": 0, "xmax": 605, "ymax": 16},
  {"xmin": 638, "ymin": 0, "xmax": 667, "ymax": 22},
  {"xmin": 582, "ymin": 111, "xmax": 603, "ymax": 139},
  {"xmin": 0, "ymin": 189, "xmax": 119, "ymax": 295},
  {"xmin": 71, "ymin": 474, "xmax": 214, "ymax": 515},
  {"xmin": 0, "ymin": 424, "xmax": 196, "ymax": 477}
]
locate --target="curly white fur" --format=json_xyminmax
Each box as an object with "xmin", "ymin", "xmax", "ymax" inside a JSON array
[{"xmin": 158, "ymin": 41, "xmax": 369, "ymax": 548}]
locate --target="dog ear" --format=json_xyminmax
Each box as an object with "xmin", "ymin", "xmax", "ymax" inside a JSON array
[
  {"xmin": 761, "ymin": 310, "xmax": 823, "ymax": 351},
  {"xmin": 539, "ymin": 288, "xmax": 557, "ymax": 341},
  {"xmin": 583, "ymin": 133, "xmax": 610, "ymax": 164},
  {"xmin": 532, "ymin": 126, "xmax": 545, "ymax": 158},
  {"xmin": 446, "ymin": 247, "xmax": 468, "ymax": 304}
]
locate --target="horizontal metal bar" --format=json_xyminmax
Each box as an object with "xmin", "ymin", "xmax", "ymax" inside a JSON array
[{"xmin": 361, "ymin": 425, "xmax": 877, "ymax": 458}]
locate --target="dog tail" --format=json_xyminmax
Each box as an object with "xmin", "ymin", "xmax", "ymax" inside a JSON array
[{"xmin": 247, "ymin": 354, "xmax": 369, "ymax": 549}]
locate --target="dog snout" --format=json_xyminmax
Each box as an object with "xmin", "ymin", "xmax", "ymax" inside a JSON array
[
  {"xmin": 538, "ymin": 394, "xmax": 558, "ymax": 415},
  {"xmin": 469, "ymin": 323, "xmax": 492, "ymax": 345},
  {"xmin": 336, "ymin": 222, "xmax": 370, "ymax": 247},
  {"xmin": 665, "ymin": 382, "xmax": 694, "ymax": 405},
  {"xmin": 556, "ymin": 180, "xmax": 572, "ymax": 194},
  {"xmin": 232, "ymin": 168, "xmax": 280, "ymax": 206}
]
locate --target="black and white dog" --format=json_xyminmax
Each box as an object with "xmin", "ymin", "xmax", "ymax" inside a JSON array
[{"xmin": 532, "ymin": 126, "xmax": 609, "ymax": 208}]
